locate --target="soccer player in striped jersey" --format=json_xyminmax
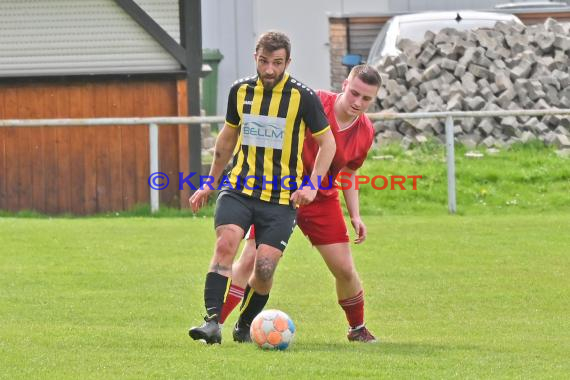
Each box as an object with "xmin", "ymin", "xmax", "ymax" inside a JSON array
[
  {"xmin": 188, "ymin": 31, "xmax": 336, "ymax": 344},
  {"xmin": 219, "ymin": 65, "xmax": 381, "ymax": 343}
]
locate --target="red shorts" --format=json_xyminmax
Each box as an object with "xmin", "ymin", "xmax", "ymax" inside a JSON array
[{"xmin": 247, "ymin": 195, "xmax": 349, "ymax": 246}]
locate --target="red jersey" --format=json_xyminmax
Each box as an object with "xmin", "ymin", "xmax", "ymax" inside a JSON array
[{"xmin": 302, "ymin": 90, "xmax": 375, "ymax": 200}]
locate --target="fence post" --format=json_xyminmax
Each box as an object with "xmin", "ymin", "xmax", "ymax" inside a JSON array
[
  {"xmin": 149, "ymin": 123, "xmax": 159, "ymax": 213},
  {"xmin": 445, "ymin": 116, "xmax": 457, "ymax": 214}
]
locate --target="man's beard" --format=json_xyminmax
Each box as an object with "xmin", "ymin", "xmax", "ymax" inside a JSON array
[{"xmin": 257, "ymin": 70, "xmax": 285, "ymax": 90}]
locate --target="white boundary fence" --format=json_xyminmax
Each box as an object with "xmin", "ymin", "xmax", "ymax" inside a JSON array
[{"xmin": 2, "ymin": 108, "xmax": 570, "ymax": 214}]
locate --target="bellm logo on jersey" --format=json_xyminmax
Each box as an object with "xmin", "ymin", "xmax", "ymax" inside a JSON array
[
  {"xmin": 244, "ymin": 122, "xmax": 283, "ymax": 139},
  {"xmin": 242, "ymin": 114, "xmax": 286, "ymax": 149}
]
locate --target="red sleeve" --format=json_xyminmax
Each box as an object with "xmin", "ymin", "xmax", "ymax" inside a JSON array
[{"xmin": 346, "ymin": 118, "xmax": 374, "ymax": 171}]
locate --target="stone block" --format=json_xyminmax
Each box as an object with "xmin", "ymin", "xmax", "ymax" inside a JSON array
[
  {"xmin": 458, "ymin": 47, "xmax": 477, "ymax": 66},
  {"xmin": 497, "ymin": 88, "xmax": 516, "ymax": 108},
  {"xmin": 535, "ymin": 98, "xmax": 551, "ymax": 109},
  {"xmin": 553, "ymin": 34, "xmax": 570, "ymax": 51},
  {"xmin": 541, "ymin": 131, "xmax": 558, "ymax": 145},
  {"xmin": 527, "ymin": 80, "xmax": 546, "ymax": 101},
  {"xmin": 478, "ymin": 118, "xmax": 496, "ymax": 135},
  {"xmin": 378, "ymin": 130, "xmax": 404, "ymax": 145},
  {"xmin": 422, "ymin": 63, "xmax": 442, "ymax": 81},
  {"xmin": 385, "ymin": 65, "xmax": 398, "ymax": 79},
  {"xmin": 545, "ymin": 18, "xmax": 566, "ymax": 34},
  {"xmin": 480, "ymin": 87, "xmax": 497, "ymax": 103},
  {"xmin": 520, "ymin": 131, "xmax": 537, "ymax": 143},
  {"xmin": 559, "ymin": 96, "xmax": 570, "ymax": 108},
  {"xmin": 393, "ymin": 62, "xmax": 406, "ymax": 77},
  {"xmin": 537, "ymin": 76, "xmax": 561, "ymax": 91},
  {"xmin": 554, "ymin": 134, "xmax": 570, "ymax": 148},
  {"xmin": 552, "ymin": 70, "xmax": 570, "ymax": 88},
  {"xmin": 545, "ymin": 85, "xmax": 561, "ymax": 107},
  {"xmin": 464, "ymin": 96, "xmax": 486, "ymax": 111},
  {"xmin": 405, "ymin": 67, "xmax": 422, "ymax": 87},
  {"xmin": 439, "ymin": 43, "xmax": 457, "ymax": 59},
  {"xmin": 481, "ymin": 135, "xmax": 498, "ymax": 148},
  {"xmin": 485, "ymin": 48, "xmax": 500, "ymax": 60},
  {"xmin": 500, "ymin": 116, "xmax": 521, "ymax": 137},
  {"xmin": 461, "ymin": 117, "xmax": 476, "ymax": 134},
  {"xmin": 446, "ymin": 93, "xmax": 463, "ymax": 111},
  {"xmin": 495, "ymin": 73, "xmax": 513, "ymax": 92},
  {"xmin": 417, "ymin": 43, "xmax": 437, "ymax": 67},
  {"xmin": 440, "ymin": 58, "xmax": 457, "ymax": 71},
  {"xmin": 401, "ymin": 92, "xmax": 419, "ymax": 112},
  {"xmin": 531, "ymin": 121, "xmax": 550, "ymax": 135},
  {"xmin": 468, "ymin": 63, "xmax": 491, "ymax": 79},
  {"xmin": 509, "ymin": 60, "xmax": 533, "ymax": 81},
  {"xmin": 555, "ymin": 126, "xmax": 570, "ymax": 136},
  {"xmin": 454, "ymin": 63, "xmax": 466, "ymax": 77},
  {"xmin": 535, "ymin": 32, "xmax": 555, "ymax": 53},
  {"xmin": 543, "ymin": 114, "xmax": 560, "ymax": 127},
  {"xmin": 476, "ymin": 54, "xmax": 493, "ymax": 68},
  {"xmin": 415, "ymin": 135, "xmax": 429, "ymax": 145}
]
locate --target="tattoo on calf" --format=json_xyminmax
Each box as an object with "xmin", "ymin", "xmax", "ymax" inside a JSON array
[
  {"xmin": 255, "ymin": 257, "xmax": 276, "ymax": 281},
  {"xmin": 211, "ymin": 263, "xmax": 231, "ymax": 273}
]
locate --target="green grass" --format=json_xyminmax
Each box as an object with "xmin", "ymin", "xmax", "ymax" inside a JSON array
[
  {"xmin": 1, "ymin": 215, "xmax": 569, "ymax": 379},
  {"xmin": 1, "ymin": 143, "xmax": 568, "ymax": 219},
  {"xmin": 358, "ymin": 142, "xmax": 570, "ymax": 215}
]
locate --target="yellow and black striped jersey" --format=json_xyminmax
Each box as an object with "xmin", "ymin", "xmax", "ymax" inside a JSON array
[{"xmin": 223, "ymin": 72, "xmax": 330, "ymax": 205}]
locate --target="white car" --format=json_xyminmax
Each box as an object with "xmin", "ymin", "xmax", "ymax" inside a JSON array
[
  {"xmin": 495, "ymin": 2, "xmax": 569, "ymax": 10},
  {"xmin": 366, "ymin": 11, "xmax": 524, "ymax": 64}
]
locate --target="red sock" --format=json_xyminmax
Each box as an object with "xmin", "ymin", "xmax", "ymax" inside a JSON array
[
  {"xmin": 338, "ymin": 290, "xmax": 365, "ymax": 329},
  {"xmin": 219, "ymin": 284, "xmax": 245, "ymax": 324}
]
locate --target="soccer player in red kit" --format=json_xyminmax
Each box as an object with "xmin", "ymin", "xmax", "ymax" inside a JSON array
[{"xmin": 221, "ymin": 64, "xmax": 381, "ymax": 342}]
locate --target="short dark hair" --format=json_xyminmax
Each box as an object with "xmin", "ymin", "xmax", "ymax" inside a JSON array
[
  {"xmin": 349, "ymin": 64, "xmax": 382, "ymax": 87},
  {"xmin": 255, "ymin": 31, "xmax": 291, "ymax": 60}
]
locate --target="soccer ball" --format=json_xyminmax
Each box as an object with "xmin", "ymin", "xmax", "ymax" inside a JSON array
[{"xmin": 250, "ymin": 309, "xmax": 296, "ymax": 350}]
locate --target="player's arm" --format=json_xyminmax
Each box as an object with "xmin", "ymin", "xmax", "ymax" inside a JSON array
[
  {"xmin": 341, "ymin": 167, "xmax": 367, "ymax": 244},
  {"xmin": 291, "ymin": 89, "xmax": 336, "ymax": 207},
  {"xmin": 308, "ymin": 129, "xmax": 336, "ymax": 189},
  {"xmin": 209, "ymin": 123, "xmax": 239, "ymax": 183},
  {"xmin": 190, "ymin": 83, "xmax": 241, "ymax": 212},
  {"xmin": 291, "ymin": 129, "xmax": 335, "ymax": 207},
  {"xmin": 189, "ymin": 123, "xmax": 239, "ymax": 212}
]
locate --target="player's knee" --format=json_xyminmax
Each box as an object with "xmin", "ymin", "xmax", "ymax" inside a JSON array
[
  {"xmin": 335, "ymin": 267, "xmax": 357, "ymax": 283},
  {"xmin": 215, "ymin": 236, "xmax": 238, "ymax": 260}
]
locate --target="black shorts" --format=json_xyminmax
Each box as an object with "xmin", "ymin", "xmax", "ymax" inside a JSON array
[{"xmin": 214, "ymin": 190, "xmax": 296, "ymax": 252}]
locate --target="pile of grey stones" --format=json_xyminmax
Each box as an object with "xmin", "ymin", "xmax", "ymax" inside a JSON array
[{"xmin": 371, "ymin": 18, "xmax": 570, "ymax": 154}]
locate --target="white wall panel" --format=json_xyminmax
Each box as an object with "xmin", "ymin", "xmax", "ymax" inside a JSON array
[{"xmin": 0, "ymin": 0, "xmax": 180, "ymax": 77}]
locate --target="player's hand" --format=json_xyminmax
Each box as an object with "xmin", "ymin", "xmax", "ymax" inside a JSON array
[
  {"xmin": 290, "ymin": 188, "xmax": 317, "ymax": 208},
  {"xmin": 189, "ymin": 188, "xmax": 213, "ymax": 213},
  {"xmin": 351, "ymin": 217, "xmax": 367, "ymax": 244}
]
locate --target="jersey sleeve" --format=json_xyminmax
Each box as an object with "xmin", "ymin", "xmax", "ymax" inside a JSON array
[
  {"xmin": 302, "ymin": 89, "xmax": 330, "ymax": 136},
  {"xmin": 225, "ymin": 84, "xmax": 240, "ymax": 128},
  {"xmin": 346, "ymin": 120, "xmax": 375, "ymax": 170}
]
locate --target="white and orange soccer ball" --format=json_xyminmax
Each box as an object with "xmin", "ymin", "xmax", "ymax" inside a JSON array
[{"xmin": 250, "ymin": 309, "xmax": 296, "ymax": 350}]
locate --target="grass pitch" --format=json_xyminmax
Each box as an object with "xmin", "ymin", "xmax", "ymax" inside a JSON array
[{"xmin": 1, "ymin": 215, "xmax": 568, "ymax": 379}]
